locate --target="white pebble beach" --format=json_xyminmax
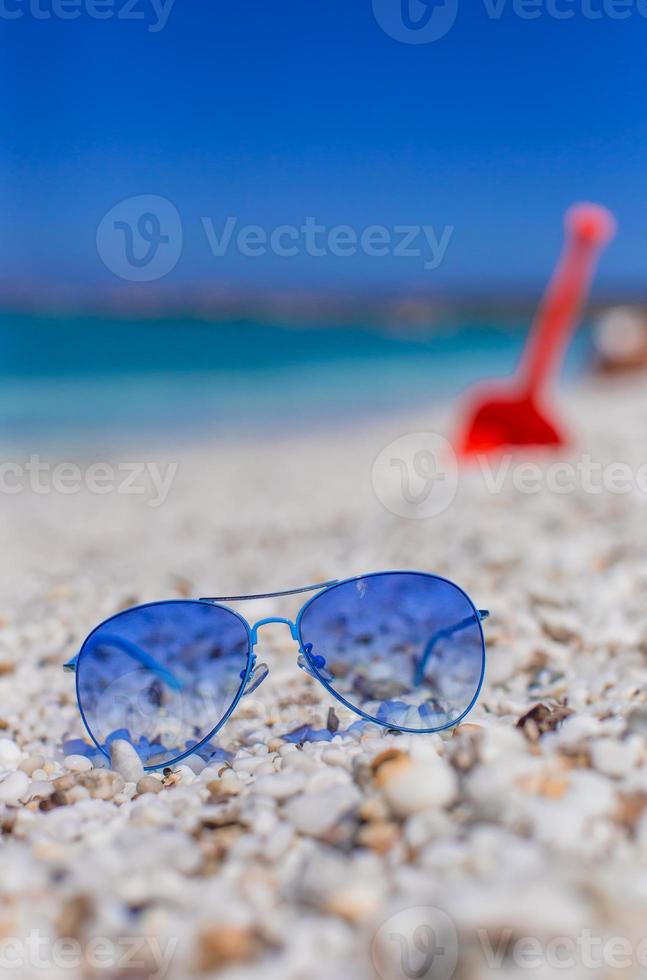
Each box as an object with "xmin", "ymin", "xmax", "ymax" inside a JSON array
[{"xmin": 1, "ymin": 375, "xmax": 647, "ymax": 979}]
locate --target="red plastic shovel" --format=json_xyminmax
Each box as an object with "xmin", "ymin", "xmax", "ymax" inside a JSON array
[{"xmin": 457, "ymin": 203, "xmax": 616, "ymax": 457}]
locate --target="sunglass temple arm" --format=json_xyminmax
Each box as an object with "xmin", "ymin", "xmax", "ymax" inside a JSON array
[{"xmin": 200, "ymin": 580, "xmax": 339, "ymax": 602}]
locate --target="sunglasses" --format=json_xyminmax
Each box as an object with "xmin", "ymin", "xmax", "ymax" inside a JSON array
[{"xmin": 64, "ymin": 571, "xmax": 489, "ymax": 771}]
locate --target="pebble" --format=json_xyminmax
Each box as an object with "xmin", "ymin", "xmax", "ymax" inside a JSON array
[
  {"xmin": 19, "ymin": 755, "xmax": 45, "ymax": 776},
  {"xmin": 373, "ymin": 750, "xmax": 458, "ymax": 817},
  {"xmin": 136, "ymin": 775, "xmax": 164, "ymax": 795},
  {"xmin": 232, "ymin": 755, "xmax": 269, "ymax": 775},
  {"xmin": 627, "ymin": 707, "xmax": 647, "ymax": 736},
  {"xmin": 74, "ymin": 769, "xmax": 125, "ymax": 800},
  {"xmin": 109, "ymin": 740, "xmax": 145, "ymax": 783},
  {"xmin": 66, "ymin": 784, "xmax": 91, "ymax": 803},
  {"xmin": 183, "ymin": 755, "xmax": 207, "ymax": 775},
  {"xmin": 253, "ymin": 771, "xmax": 305, "ymax": 800},
  {"xmin": 326, "ymin": 881, "xmax": 384, "ymax": 923},
  {"xmin": 591, "ymin": 736, "xmax": 642, "ymax": 778},
  {"xmin": 26, "ymin": 779, "xmax": 54, "ymax": 799},
  {"xmin": 356, "ymin": 820, "xmax": 400, "ymax": 854},
  {"xmin": 0, "ymin": 769, "xmax": 29, "ymax": 803},
  {"xmin": 64, "ymin": 754, "xmax": 93, "ymax": 772},
  {"xmin": 0, "ymin": 739, "xmax": 22, "ymax": 770},
  {"xmin": 321, "ymin": 747, "xmax": 351, "ymax": 768},
  {"xmin": 209, "ymin": 771, "xmax": 243, "ymax": 797},
  {"xmin": 194, "ymin": 925, "xmax": 258, "ymax": 971},
  {"xmin": 286, "ymin": 784, "xmax": 360, "ymax": 837}
]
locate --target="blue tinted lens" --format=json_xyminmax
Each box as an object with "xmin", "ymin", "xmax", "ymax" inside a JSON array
[
  {"xmin": 77, "ymin": 601, "xmax": 250, "ymax": 767},
  {"xmin": 298, "ymin": 573, "xmax": 484, "ymax": 731}
]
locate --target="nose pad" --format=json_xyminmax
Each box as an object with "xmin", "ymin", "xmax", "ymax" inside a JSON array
[
  {"xmin": 242, "ymin": 662, "xmax": 269, "ymax": 696},
  {"xmin": 297, "ymin": 645, "xmax": 334, "ymax": 682}
]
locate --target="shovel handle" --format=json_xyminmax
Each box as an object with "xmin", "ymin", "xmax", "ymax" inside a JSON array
[{"xmin": 520, "ymin": 204, "xmax": 616, "ymax": 399}]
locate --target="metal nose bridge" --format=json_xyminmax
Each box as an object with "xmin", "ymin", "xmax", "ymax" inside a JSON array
[{"xmin": 250, "ymin": 617, "xmax": 299, "ymax": 646}]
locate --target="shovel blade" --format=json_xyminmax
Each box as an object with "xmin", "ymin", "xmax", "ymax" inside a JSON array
[{"xmin": 458, "ymin": 390, "xmax": 565, "ymax": 456}]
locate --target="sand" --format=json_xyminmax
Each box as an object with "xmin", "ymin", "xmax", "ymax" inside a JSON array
[{"xmin": 1, "ymin": 375, "xmax": 647, "ymax": 979}]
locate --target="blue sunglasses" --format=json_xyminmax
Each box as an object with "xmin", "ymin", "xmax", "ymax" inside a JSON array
[{"xmin": 65, "ymin": 571, "xmax": 489, "ymax": 771}]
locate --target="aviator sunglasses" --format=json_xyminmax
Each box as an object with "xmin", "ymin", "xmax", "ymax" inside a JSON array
[{"xmin": 65, "ymin": 571, "xmax": 489, "ymax": 770}]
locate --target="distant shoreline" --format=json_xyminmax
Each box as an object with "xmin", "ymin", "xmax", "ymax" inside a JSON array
[{"xmin": 0, "ymin": 286, "xmax": 643, "ymax": 329}]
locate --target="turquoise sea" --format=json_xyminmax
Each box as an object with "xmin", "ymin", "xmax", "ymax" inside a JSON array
[{"xmin": 0, "ymin": 313, "xmax": 594, "ymax": 446}]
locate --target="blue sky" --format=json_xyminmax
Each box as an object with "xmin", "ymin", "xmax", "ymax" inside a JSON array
[{"xmin": 2, "ymin": 1, "xmax": 646, "ymax": 295}]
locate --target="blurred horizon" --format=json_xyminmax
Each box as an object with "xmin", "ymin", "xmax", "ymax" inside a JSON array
[{"xmin": 0, "ymin": 283, "xmax": 643, "ymax": 325}]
